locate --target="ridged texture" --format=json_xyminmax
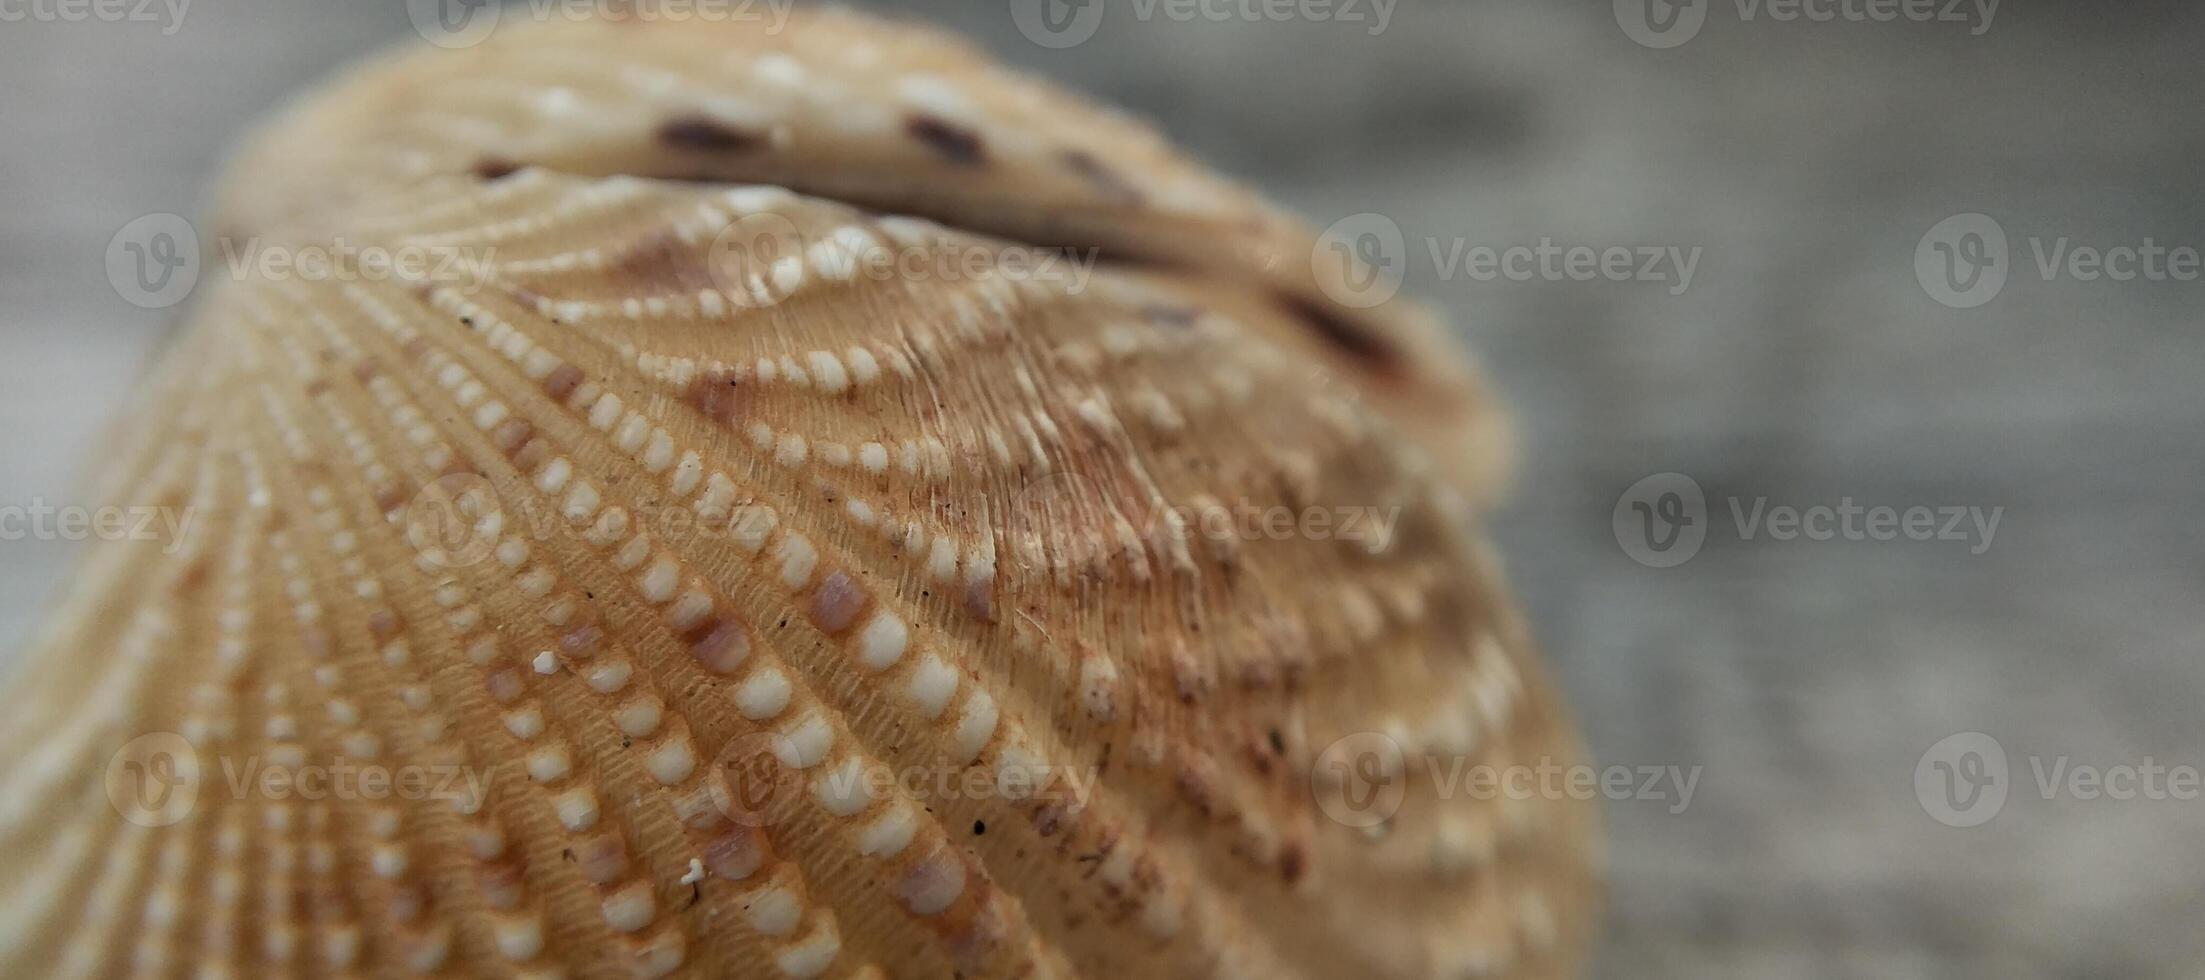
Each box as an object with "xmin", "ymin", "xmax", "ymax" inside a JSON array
[{"xmin": 0, "ymin": 10, "xmax": 1593, "ymax": 979}]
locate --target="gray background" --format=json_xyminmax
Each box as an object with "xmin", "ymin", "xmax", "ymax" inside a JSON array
[{"xmin": 4, "ymin": 2, "xmax": 2201, "ymax": 976}]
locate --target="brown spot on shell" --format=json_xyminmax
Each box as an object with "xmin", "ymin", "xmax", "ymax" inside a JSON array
[
  {"xmin": 374, "ymin": 483, "xmax": 411, "ymax": 516},
  {"xmin": 1031, "ymin": 799, "xmax": 1069, "ymax": 838},
  {"xmin": 684, "ymin": 371, "xmax": 754, "ymax": 428},
  {"xmin": 169, "ymin": 559, "xmax": 210, "ymax": 595},
  {"xmin": 1141, "ymin": 303, "xmax": 1200, "ymax": 329},
  {"xmin": 893, "ymin": 843, "xmax": 969, "ymax": 915},
  {"xmin": 473, "ymin": 157, "xmax": 522, "ymax": 181},
  {"xmin": 490, "ymin": 418, "xmax": 534, "ymax": 455},
  {"xmin": 505, "ymin": 285, "xmax": 548, "ymax": 313},
  {"xmin": 479, "ymin": 861, "xmax": 525, "ymax": 910},
  {"xmin": 574, "ymin": 832, "xmax": 629, "ymax": 884},
  {"xmin": 1170, "ymin": 645, "xmax": 1209, "ymax": 704},
  {"xmin": 1236, "ymin": 652, "xmax": 1280, "ymax": 691},
  {"xmin": 906, "ymin": 113, "xmax": 985, "ymax": 165},
  {"xmin": 687, "ymin": 618, "xmax": 749, "ymax": 674},
  {"xmin": 703, "ymin": 826, "xmax": 766, "ymax": 880},
  {"xmin": 963, "ymin": 576, "xmax": 995, "ymax": 623},
  {"xmin": 512, "ymin": 438, "xmax": 550, "ymax": 474},
  {"xmin": 808, "ymin": 571, "xmax": 866, "ymax": 634},
  {"xmin": 1247, "ymin": 744, "xmax": 1275, "ymax": 779},
  {"xmin": 366, "ymin": 608, "xmax": 404, "ymax": 639},
  {"xmin": 542, "ymin": 364, "xmax": 584, "ymax": 402},
  {"xmin": 1275, "ymin": 292, "xmax": 1402, "ymax": 373},
  {"xmin": 1278, "ymin": 840, "xmax": 1308, "ymax": 885},
  {"xmin": 1174, "ymin": 757, "xmax": 1220, "ymax": 820},
  {"xmin": 484, "ymin": 667, "xmax": 524, "ymax": 704},
  {"xmin": 305, "ymin": 881, "xmax": 346, "ymax": 916},
  {"xmin": 936, "ymin": 879, "xmax": 1011, "ymax": 968},
  {"xmin": 657, "ymin": 115, "xmax": 764, "ymax": 153},
  {"xmin": 389, "ymin": 882, "xmax": 428, "ymax": 923},
  {"xmin": 559, "ymin": 623, "xmax": 603, "ymax": 658},
  {"xmin": 609, "ymin": 227, "xmax": 722, "ymax": 295},
  {"xmin": 1060, "ymin": 148, "xmax": 1141, "ymax": 205}
]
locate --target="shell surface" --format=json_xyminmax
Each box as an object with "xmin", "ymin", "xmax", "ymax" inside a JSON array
[{"xmin": 1, "ymin": 10, "xmax": 1594, "ymax": 979}]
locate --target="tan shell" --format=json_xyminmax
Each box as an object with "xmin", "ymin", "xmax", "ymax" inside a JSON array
[{"xmin": 0, "ymin": 10, "xmax": 1593, "ymax": 979}]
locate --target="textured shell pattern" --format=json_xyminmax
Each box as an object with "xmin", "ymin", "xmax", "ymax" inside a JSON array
[{"xmin": 0, "ymin": 10, "xmax": 1595, "ymax": 980}]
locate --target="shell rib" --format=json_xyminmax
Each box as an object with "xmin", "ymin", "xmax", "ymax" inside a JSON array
[{"xmin": 0, "ymin": 9, "xmax": 1593, "ymax": 980}]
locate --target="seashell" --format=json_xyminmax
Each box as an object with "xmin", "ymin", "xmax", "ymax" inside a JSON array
[{"xmin": 0, "ymin": 10, "xmax": 1594, "ymax": 979}]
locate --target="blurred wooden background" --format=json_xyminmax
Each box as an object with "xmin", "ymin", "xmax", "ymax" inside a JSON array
[{"xmin": 3, "ymin": 2, "xmax": 2201, "ymax": 976}]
